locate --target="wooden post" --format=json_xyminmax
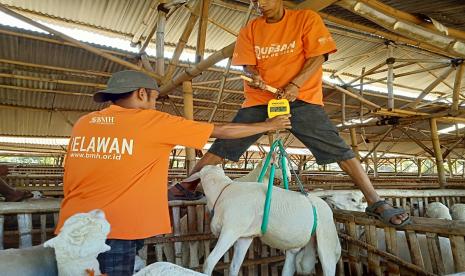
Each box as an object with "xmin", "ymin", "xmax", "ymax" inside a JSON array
[
  {"xmin": 163, "ymin": 1, "xmax": 202, "ymax": 82},
  {"xmin": 429, "ymin": 118, "xmax": 447, "ymax": 188},
  {"xmin": 156, "ymin": 9, "xmax": 167, "ymax": 76},
  {"xmin": 417, "ymin": 159, "xmax": 422, "ymax": 177},
  {"xmin": 349, "ymin": 128, "xmax": 360, "ymax": 159},
  {"xmin": 196, "ymin": 0, "xmax": 211, "ymax": 62},
  {"xmin": 387, "ymin": 44, "xmax": 395, "ymax": 109},
  {"xmin": 183, "ymin": 81, "xmax": 196, "ymax": 173},
  {"xmin": 452, "ymin": 63, "xmax": 464, "ymax": 113},
  {"xmin": 373, "ymin": 149, "xmax": 379, "ymax": 177}
]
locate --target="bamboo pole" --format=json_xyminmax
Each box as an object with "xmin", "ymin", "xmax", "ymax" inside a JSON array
[
  {"xmin": 183, "ymin": 5, "xmax": 238, "ymax": 37},
  {"xmin": 323, "ymin": 80, "xmax": 381, "ymax": 109},
  {"xmin": 350, "ymin": 63, "xmax": 451, "ymax": 87},
  {"xmin": 320, "ymin": 12, "xmax": 452, "ymax": 58},
  {"xmin": 0, "ymin": 4, "xmax": 161, "ymax": 82},
  {"xmin": 336, "ymin": 0, "xmax": 465, "ymax": 57},
  {"xmin": 399, "ymin": 128, "xmax": 435, "ymax": 157},
  {"xmin": 183, "ymin": 81, "xmax": 196, "ymax": 173},
  {"xmin": 387, "ymin": 44, "xmax": 395, "ymax": 109},
  {"xmin": 405, "ymin": 66, "xmax": 455, "ymax": 108},
  {"xmin": 208, "ymin": 58, "xmax": 232, "ymax": 122},
  {"xmin": 349, "ymin": 128, "xmax": 360, "ymax": 159},
  {"xmin": 163, "ymin": 1, "xmax": 202, "ymax": 82},
  {"xmin": 0, "ymin": 73, "xmax": 106, "ymax": 88},
  {"xmin": 429, "ymin": 118, "xmax": 447, "ymax": 188},
  {"xmin": 360, "ymin": 127, "xmax": 394, "ymax": 163},
  {"xmin": 0, "ymin": 58, "xmax": 111, "ymax": 77},
  {"xmin": 352, "ymin": 0, "xmax": 465, "ymax": 42},
  {"xmin": 452, "ymin": 63, "xmax": 465, "ymax": 113},
  {"xmin": 196, "ymin": 0, "xmax": 212, "ymax": 62},
  {"xmin": 156, "ymin": 9, "xmax": 167, "ymax": 76},
  {"xmin": 160, "ymin": 42, "xmax": 235, "ymax": 95}
]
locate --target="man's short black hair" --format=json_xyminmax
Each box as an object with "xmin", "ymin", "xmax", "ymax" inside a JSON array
[{"xmin": 108, "ymin": 91, "xmax": 135, "ymax": 103}]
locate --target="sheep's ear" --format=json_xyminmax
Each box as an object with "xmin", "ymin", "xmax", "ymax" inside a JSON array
[
  {"xmin": 184, "ymin": 172, "xmax": 200, "ymax": 183},
  {"xmin": 43, "ymin": 236, "xmax": 58, "ymax": 248}
]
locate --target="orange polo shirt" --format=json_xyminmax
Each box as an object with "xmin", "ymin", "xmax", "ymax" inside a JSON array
[
  {"xmin": 56, "ymin": 105, "xmax": 213, "ymax": 239},
  {"xmin": 232, "ymin": 9, "xmax": 337, "ymax": 107}
]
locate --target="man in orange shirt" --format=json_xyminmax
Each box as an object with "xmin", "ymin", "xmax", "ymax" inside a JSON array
[
  {"xmin": 170, "ymin": 0, "xmax": 410, "ymax": 228},
  {"xmin": 56, "ymin": 70, "xmax": 290, "ymax": 275}
]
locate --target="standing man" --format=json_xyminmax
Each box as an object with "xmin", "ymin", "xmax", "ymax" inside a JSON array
[
  {"xmin": 169, "ymin": 0, "xmax": 410, "ymax": 227},
  {"xmin": 55, "ymin": 70, "xmax": 290, "ymax": 275}
]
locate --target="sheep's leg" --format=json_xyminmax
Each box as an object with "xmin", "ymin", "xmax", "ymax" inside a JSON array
[
  {"xmin": 203, "ymin": 230, "xmax": 239, "ymax": 276},
  {"xmin": 229, "ymin": 237, "xmax": 253, "ymax": 276},
  {"xmin": 282, "ymin": 248, "xmax": 300, "ymax": 276}
]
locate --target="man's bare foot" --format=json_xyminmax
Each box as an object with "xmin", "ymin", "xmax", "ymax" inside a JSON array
[{"xmin": 4, "ymin": 190, "xmax": 33, "ymax": 202}]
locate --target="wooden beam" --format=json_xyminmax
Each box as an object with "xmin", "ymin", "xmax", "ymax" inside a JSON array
[
  {"xmin": 323, "ymin": 81, "xmax": 381, "ymax": 109},
  {"xmin": 183, "ymin": 81, "xmax": 196, "ymax": 172},
  {"xmin": 163, "ymin": 1, "xmax": 202, "ymax": 82},
  {"xmin": 405, "ymin": 66, "xmax": 455, "ymax": 108},
  {"xmin": 349, "ymin": 128, "xmax": 360, "ymax": 159},
  {"xmin": 360, "ymin": 126, "xmax": 394, "ymax": 163},
  {"xmin": 160, "ymin": 42, "xmax": 235, "ymax": 95},
  {"xmin": 429, "ymin": 118, "xmax": 447, "ymax": 188},
  {"xmin": 398, "ymin": 128, "xmax": 434, "ymax": 157},
  {"xmin": 0, "ymin": 73, "xmax": 105, "ymax": 88},
  {"xmin": 0, "ymin": 4, "xmax": 162, "ymax": 82},
  {"xmin": 336, "ymin": 0, "xmax": 465, "ymax": 58},
  {"xmin": 452, "ymin": 63, "xmax": 465, "ymax": 113},
  {"xmin": 0, "ymin": 58, "xmax": 111, "ymax": 77},
  {"xmin": 352, "ymin": 0, "xmax": 465, "ymax": 42},
  {"xmin": 196, "ymin": 0, "xmax": 212, "ymax": 62}
]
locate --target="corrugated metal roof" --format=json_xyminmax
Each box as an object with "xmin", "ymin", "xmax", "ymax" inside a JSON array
[{"xmin": 0, "ymin": 0, "xmax": 465, "ymax": 156}]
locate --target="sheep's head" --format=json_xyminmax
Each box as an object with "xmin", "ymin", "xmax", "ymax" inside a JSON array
[
  {"xmin": 451, "ymin": 204, "xmax": 465, "ymax": 221},
  {"xmin": 426, "ymin": 202, "xmax": 452, "ymax": 220},
  {"xmin": 323, "ymin": 192, "xmax": 367, "ymax": 212},
  {"xmin": 44, "ymin": 209, "xmax": 111, "ymax": 259}
]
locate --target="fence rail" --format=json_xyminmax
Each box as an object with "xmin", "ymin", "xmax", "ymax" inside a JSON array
[{"xmin": 1, "ymin": 191, "xmax": 465, "ymax": 275}]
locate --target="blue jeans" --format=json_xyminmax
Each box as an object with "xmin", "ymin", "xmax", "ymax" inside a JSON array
[{"xmin": 97, "ymin": 239, "xmax": 144, "ymax": 276}]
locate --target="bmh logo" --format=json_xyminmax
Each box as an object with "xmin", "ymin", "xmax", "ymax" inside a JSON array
[{"xmin": 90, "ymin": 116, "xmax": 115, "ymax": 125}]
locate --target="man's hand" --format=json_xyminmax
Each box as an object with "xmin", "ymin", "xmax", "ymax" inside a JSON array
[
  {"xmin": 246, "ymin": 73, "xmax": 267, "ymax": 90},
  {"xmin": 266, "ymin": 114, "xmax": 292, "ymax": 130},
  {"xmin": 281, "ymin": 82, "xmax": 299, "ymax": 102}
]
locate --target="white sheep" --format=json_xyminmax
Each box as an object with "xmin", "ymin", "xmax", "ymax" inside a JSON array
[
  {"xmin": 320, "ymin": 190, "xmax": 367, "ymax": 212},
  {"xmin": 44, "ymin": 209, "xmax": 111, "ymax": 276},
  {"xmin": 331, "ymin": 195, "xmax": 455, "ymax": 274},
  {"xmin": 0, "ymin": 245, "xmax": 57, "ymax": 276},
  {"xmin": 451, "ymin": 204, "xmax": 465, "ymax": 221},
  {"xmin": 188, "ymin": 165, "xmax": 341, "ymax": 276},
  {"xmin": 134, "ymin": 262, "xmax": 206, "ymax": 275},
  {"xmin": 426, "ymin": 202, "xmax": 452, "ymax": 220}
]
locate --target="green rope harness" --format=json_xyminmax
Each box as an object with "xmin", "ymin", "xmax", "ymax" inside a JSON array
[{"xmin": 258, "ymin": 139, "xmax": 317, "ymax": 235}]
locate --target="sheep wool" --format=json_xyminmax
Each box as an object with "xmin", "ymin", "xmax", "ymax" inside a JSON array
[{"xmin": 44, "ymin": 209, "xmax": 111, "ymax": 276}]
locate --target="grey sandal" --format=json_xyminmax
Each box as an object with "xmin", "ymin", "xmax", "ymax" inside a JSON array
[{"xmin": 365, "ymin": 200, "xmax": 411, "ymax": 228}]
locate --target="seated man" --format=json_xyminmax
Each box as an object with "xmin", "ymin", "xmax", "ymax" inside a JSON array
[{"xmin": 0, "ymin": 165, "xmax": 32, "ymax": 202}]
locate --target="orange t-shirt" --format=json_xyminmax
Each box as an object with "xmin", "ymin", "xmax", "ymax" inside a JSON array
[
  {"xmin": 232, "ymin": 9, "xmax": 337, "ymax": 107},
  {"xmin": 56, "ymin": 105, "xmax": 213, "ymax": 239}
]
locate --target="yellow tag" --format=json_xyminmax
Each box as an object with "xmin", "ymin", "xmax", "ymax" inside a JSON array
[{"xmin": 267, "ymin": 99, "xmax": 290, "ymax": 118}]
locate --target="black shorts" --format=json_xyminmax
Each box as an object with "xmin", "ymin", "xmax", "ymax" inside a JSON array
[{"xmin": 208, "ymin": 100, "xmax": 355, "ymax": 165}]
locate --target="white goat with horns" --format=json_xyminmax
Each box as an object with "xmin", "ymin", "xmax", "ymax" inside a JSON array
[{"xmin": 187, "ymin": 165, "xmax": 341, "ymax": 276}]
